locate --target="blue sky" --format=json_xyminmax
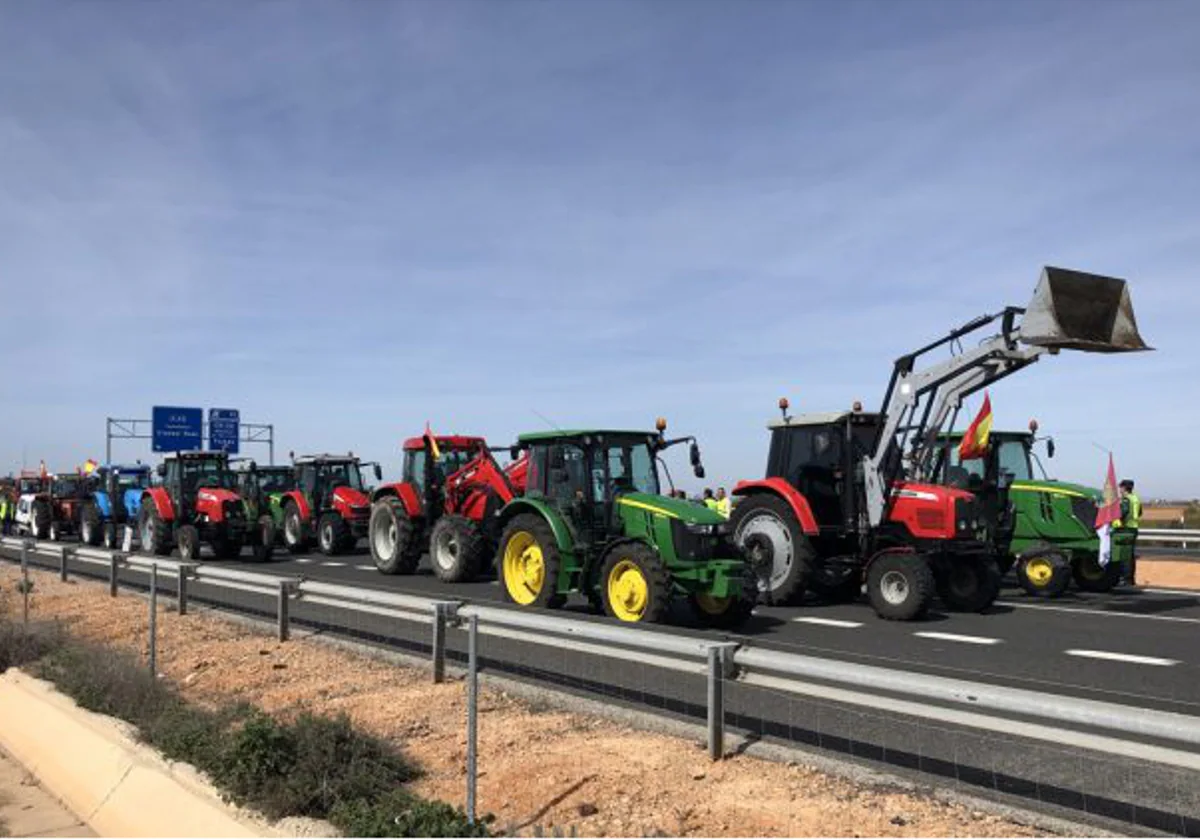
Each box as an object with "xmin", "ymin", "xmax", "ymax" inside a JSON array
[{"xmin": 2, "ymin": 0, "xmax": 1198, "ymax": 497}]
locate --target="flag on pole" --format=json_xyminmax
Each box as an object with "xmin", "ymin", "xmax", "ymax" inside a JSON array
[
  {"xmin": 1094, "ymin": 453, "xmax": 1120, "ymax": 566},
  {"xmin": 957, "ymin": 393, "xmax": 994, "ymax": 460},
  {"xmin": 424, "ymin": 422, "xmax": 442, "ymax": 461},
  {"xmin": 38, "ymin": 460, "xmax": 47, "ymax": 478},
  {"xmin": 83, "ymin": 459, "xmax": 98, "ymax": 475}
]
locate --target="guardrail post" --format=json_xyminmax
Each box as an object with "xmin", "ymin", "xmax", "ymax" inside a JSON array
[
  {"xmin": 148, "ymin": 564, "xmax": 158, "ymax": 676},
  {"xmin": 467, "ymin": 614, "xmax": 478, "ymax": 825},
  {"xmin": 21, "ymin": 543, "xmax": 30, "ymax": 626},
  {"xmin": 109, "ymin": 553, "xmax": 123, "ymax": 597},
  {"xmin": 278, "ymin": 580, "xmax": 292, "ymax": 642},
  {"xmin": 706, "ymin": 643, "xmax": 739, "ymax": 762},
  {"xmin": 430, "ymin": 601, "xmax": 459, "ymax": 684},
  {"xmin": 20, "ymin": 540, "xmax": 29, "ymax": 576},
  {"xmin": 177, "ymin": 564, "xmax": 196, "ymax": 615},
  {"xmin": 59, "ymin": 546, "xmax": 72, "ymax": 582}
]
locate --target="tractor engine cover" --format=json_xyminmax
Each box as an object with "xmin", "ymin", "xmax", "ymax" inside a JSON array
[{"xmin": 196, "ymin": 488, "xmax": 242, "ymax": 522}]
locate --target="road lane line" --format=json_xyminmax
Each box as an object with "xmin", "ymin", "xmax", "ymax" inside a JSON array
[
  {"xmin": 294, "ymin": 558, "xmax": 313, "ymax": 564},
  {"xmin": 323, "ymin": 562, "xmax": 346, "ymax": 568},
  {"xmin": 914, "ymin": 631, "xmax": 1002, "ymax": 646},
  {"xmin": 792, "ymin": 617, "xmax": 864, "ymax": 628},
  {"xmin": 355, "ymin": 565, "xmax": 375, "ymax": 571},
  {"xmin": 996, "ymin": 600, "xmax": 1200, "ymax": 624},
  {"xmin": 1065, "ymin": 649, "xmax": 1179, "ymax": 667}
]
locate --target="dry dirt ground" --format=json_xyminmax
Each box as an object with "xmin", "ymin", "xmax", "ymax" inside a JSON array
[
  {"xmin": 0, "ymin": 568, "xmax": 1053, "ymax": 838},
  {"xmin": 1136, "ymin": 557, "xmax": 1200, "ymax": 589}
]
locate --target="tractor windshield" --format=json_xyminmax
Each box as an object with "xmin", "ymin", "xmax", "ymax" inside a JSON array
[
  {"xmin": 17, "ymin": 478, "xmax": 43, "ymax": 495},
  {"xmin": 116, "ymin": 472, "xmax": 151, "ymax": 491},
  {"xmin": 996, "ymin": 440, "xmax": 1033, "ymax": 481},
  {"xmin": 321, "ymin": 462, "xmax": 364, "ymax": 491},
  {"xmin": 53, "ymin": 477, "xmax": 82, "ymax": 497},
  {"xmin": 598, "ymin": 438, "xmax": 660, "ymax": 498},
  {"xmin": 182, "ymin": 461, "xmax": 236, "ymax": 492},
  {"xmin": 257, "ymin": 470, "xmax": 294, "ymax": 492}
]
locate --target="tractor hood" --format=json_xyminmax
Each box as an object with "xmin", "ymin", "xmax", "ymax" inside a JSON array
[
  {"xmin": 1011, "ymin": 479, "xmax": 1100, "ymax": 501},
  {"xmin": 196, "ymin": 488, "xmax": 241, "ymax": 505},
  {"xmin": 332, "ymin": 487, "xmax": 370, "ymax": 508},
  {"xmin": 615, "ymin": 492, "xmax": 726, "ymax": 525}
]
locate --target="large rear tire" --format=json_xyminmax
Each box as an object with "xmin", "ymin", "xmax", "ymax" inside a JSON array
[
  {"xmin": 936, "ymin": 556, "xmax": 1001, "ymax": 612},
  {"xmin": 138, "ymin": 502, "xmax": 171, "ymax": 556},
  {"xmin": 867, "ymin": 552, "xmax": 934, "ymax": 621},
  {"xmin": 283, "ymin": 503, "xmax": 309, "ymax": 555},
  {"xmin": 1017, "ymin": 549, "xmax": 1072, "ymax": 598},
  {"xmin": 30, "ymin": 501, "xmax": 51, "ymax": 540},
  {"xmin": 80, "ymin": 502, "xmax": 103, "ymax": 546},
  {"xmin": 599, "ymin": 541, "xmax": 671, "ymax": 624},
  {"xmin": 429, "ymin": 514, "xmax": 488, "ymax": 583},
  {"xmin": 731, "ymin": 494, "xmax": 814, "ymax": 605},
  {"xmin": 1072, "ymin": 551, "xmax": 1121, "ymax": 592},
  {"xmin": 177, "ymin": 524, "xmax": 200, "ymax": 561},
  {"xmin": 498, "ymin": 514, "xmax": 565, "ymax": 609},
  {"xmin": 369, "ymin": 498, "xmax": 420, "ymax": 574}
]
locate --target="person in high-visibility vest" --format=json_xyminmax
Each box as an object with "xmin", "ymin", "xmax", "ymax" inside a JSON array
[
  {"xmin": 702, "ymin": 488, "xmax": 718, "ymax": 513},
  {"xmin": 0, "ymin": 494, "xmax": 8, "ymax": 536},
  {"xmin": 1113, "ymin": 479, "xmax": 1142, "ymax": 587},
  {"xmin": 715, "ymin": 487, "xmax": 731, "ymax": 519}
]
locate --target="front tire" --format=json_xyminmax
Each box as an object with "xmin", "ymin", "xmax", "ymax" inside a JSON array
[
  {"xmin": 1072, "ymin": 551, "xmax": 1121, "ymax": 592},
  {"xmin": 429, "ymin": 515, "xmax": 488, "ymax": 583},
  {"xmin": 48, "ymin": 520, "xmax": 62, "ymax": 542},
  {"xmin": 369, "ymin": 498, "xmax": 420, "ymax": 574},
  {"xmin": 1017, "ymin": 549, "xmax": 1072, "ymax": 598},
  {"xmin": 689, "ymin": 563, "xmax": 757, "ymax": 629},
  {"xmin": 867, "ymin": 552, "xmax": 934, "ymax": 621},
  {"xmin": 936, "ymin": 556, "xmax": 1001, "ymax": 612},
  {"xmin": 731, "ymin": 494, "xmax": 814, "ymax": 605},
  {"xmin": 317, "ymin": 512, "xmax": 347, "ymax": 556},
  {"xmin": 283, "ymin": 503, "xmax": 309, "ymax": 554},
  {"xmin": 80, "ymin": 502, "xmax": 102, "ymax": 546},
  {"xmin": 600, "ymin": 541, "xmax": 671, "ymax": 623},
  {"xmin": 102, "ymin": 523, "xmax": 118, "ymax": 550},
  {"xmin": 30, "ymin": 502, "xmax": 51, "ymax": 540},
  {"xmin": 498, "ymin": 514, "xmax": 564, "ymax": 609}
]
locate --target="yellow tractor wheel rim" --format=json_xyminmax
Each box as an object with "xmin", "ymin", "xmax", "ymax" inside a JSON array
[
  {"xmin": 502, "ymin": 530, "xmax": 544, "ymax": 605},
  {"xmin": 693, "ymin": 592, "xmax": 732, "ymax": 615},
  {"xmin": 1026, "ymin": 557, "xmax": 1054, "ymax": 587},
  {"xmin": 607, "ymin": 559, "xmax": 650, "ymax": 622}
]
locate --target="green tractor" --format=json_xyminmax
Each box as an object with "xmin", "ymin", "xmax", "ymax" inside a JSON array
[
  {"xmin": 493, "ymin": 422, "xmax": 755, "ymax": 627},
  {"xmin": 931, "ymin": 424, "xmax": 1130, "ymax": 597},
  {"xmin": 234, "ymin": 463, "xmax": 296, "ymax": 560}
]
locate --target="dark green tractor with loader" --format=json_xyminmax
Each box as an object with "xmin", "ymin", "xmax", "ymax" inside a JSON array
[
  {"xmin": 932, "ymin": 426, "xmax": 1130, "ymax": 597},
  {"xmin": 493, "ymin": 423, "xmax": 755, "ymax": 626}
]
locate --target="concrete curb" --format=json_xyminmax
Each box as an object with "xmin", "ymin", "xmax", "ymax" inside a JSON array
[{"xmin": 0, "ymin": 669, "xmax": 273, "ymax": 838}]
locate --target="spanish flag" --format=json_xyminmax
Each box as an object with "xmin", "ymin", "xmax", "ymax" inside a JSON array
[
  {"xmin": 957, "ymin": 393, "xmax": 993, "ymax": 460},
  {"xmin": 83, "ymin": 459, "xmax": 98, "ymax": 475},
  {"xmin": 424, "ymin": 422, "xmax": 441, "ymax": 461}
]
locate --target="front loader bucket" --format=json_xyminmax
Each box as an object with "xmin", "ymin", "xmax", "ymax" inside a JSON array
[{"xmin": 1018, "ymin": 266, "xmax": 1151, "ymax": 352}]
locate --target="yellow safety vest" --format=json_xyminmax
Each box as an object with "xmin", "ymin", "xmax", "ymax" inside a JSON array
[
  {"xmin": 704, "ymin": 498, "xmax": 719, "ymax": 512},
  {"xmin": 1114, "ymin": 493, "xmax": 1141, "ymax": 530},
  {"xmin": 716, "ymin": 498, "xmax": 731, "ymax": 518}
]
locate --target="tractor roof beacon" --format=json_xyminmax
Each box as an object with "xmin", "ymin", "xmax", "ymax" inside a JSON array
[
  {"xmin": 492, "ymin": 422, "xmax": 755, "ymax": 627},
  {"xmin": 279, "ymin": 453, "xmax": 380, "ymax": 557},
  {"xmin": 732, "ymin": 266, "xmax": 1148, "ymax": 621},
  {"xmin": 138, "ymin": 450, "xmax": 254, "ymax": 562},
  {"xmin": 369, "ymin": 433, "xmax": 527, "ymax": 582}
]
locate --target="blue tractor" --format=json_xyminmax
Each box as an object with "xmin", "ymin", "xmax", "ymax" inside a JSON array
[{"xmin": 80, "ymin": 464, "xmax": 153, "ymax": 548}]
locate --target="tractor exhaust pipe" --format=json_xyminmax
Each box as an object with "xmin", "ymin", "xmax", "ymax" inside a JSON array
[{"xmin": 1019, "ymin": 266, "xmax": 1150, "ymax": 352}]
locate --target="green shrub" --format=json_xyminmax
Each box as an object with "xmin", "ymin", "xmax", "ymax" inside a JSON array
[
  {"xmin": 329, "ymin": 789, "xmax": 490, "ymax": 838},
  {"xmin": 0, "ymin": 620, "xmax": 63, "ymax": 673},
  {"xmin": 36, "ymin": 642, "xmax": 178, "ymax": 727}
]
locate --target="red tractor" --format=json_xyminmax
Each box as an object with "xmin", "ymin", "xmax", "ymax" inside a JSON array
[
  {"xmin": 45, "ymin": 471, "xmax": 89, "ymax": 542},
  {"xmin": 280, "ymin": 454, "xmax": 381, "ymax": 556},
  {"xmin": 138, "ymin": 451, "xmax": 252, "ymax": 560},
  {"xmin": 369, "ymin": 433, "xmax": 528, "ymax": 582}
]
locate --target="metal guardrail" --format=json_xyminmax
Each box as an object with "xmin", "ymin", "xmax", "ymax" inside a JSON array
[
  {"xmin": 3, "ymin": 534, "xmax": 1199, "ymax": 772},
  {"xmin": 1140, "ymin": 528, "xmax": 1200, "ymax": 549}
]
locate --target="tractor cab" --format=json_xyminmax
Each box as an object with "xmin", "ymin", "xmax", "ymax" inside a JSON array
[
  {"xmin": 141, "ymin": 451, "xmax": 249, "ymax": 560},
  {"xmin": 401, "ymin": 436, "xmax": 485, "ymax": 496},
  {"xmin": 50, "ymin": 473, "xmax": 86, "ymax": 501},
  {"xmin": 162, "ymin": 451, "xmax": 239, "ymax": 498},
  {"xmin": 16, "ymin": 475, "xmax": 48, "ymax": 497},
  {"xmin": 293, "ymin": 455, "xmax": 380, "ymax": 509}
]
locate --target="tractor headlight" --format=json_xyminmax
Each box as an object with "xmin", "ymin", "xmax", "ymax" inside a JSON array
[{"xmin": 685, "ymin": 522, "xmax": 720, "ymax": 536}]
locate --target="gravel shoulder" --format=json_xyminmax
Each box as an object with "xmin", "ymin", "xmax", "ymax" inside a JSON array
[
  {"xmin": 1137, "ymin": 557, "xmax": 1200, "ymax": 589},
  {"xmin": 1, "ymin": 567, "xmax": 1055, "ymax": 838}
]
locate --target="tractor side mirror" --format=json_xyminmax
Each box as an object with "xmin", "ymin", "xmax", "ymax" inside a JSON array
[
  {"xmin": 374, "ymin": 464, "xmax": 382, "ymax": 481},
  {"xmin": 1046, "ymin": 438, "xmax": 1056, "ymax": 459},
  {"xmin": 689, "ymin": 442, "xmax": 702, "ymax": 467},
  {"xmin": 510, "ymin": 445, "xmax": 521, "ymax": 462},
  {"xmin": 693, "ymin": 464, "xmax": 706, "ymax": 479},
  {"xmin": 156, "ymin": 464, "xmax": 166, "ymax": 478}
]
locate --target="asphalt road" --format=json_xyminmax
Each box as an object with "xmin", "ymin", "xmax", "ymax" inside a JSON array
[{"xmin": 215, "ymin": 544, "xmax": 1200, "ymax": 717}]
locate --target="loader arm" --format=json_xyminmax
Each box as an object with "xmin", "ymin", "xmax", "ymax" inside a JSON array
[{"xmin": 862, "ymin": 266, "xmax": 1149, "ymax": 529}]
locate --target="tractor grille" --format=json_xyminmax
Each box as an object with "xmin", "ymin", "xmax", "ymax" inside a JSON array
[
  {"xmin": 953, "ymin": 496, "xmax": 982, "ymax": 538},
  {"xmin": 223, "ymin": 500, "xmax": 246, "ymax": 523},
  {"xmin": 1070, "ymin": 496, "xmax": 1098, "ymax": 530},
  {"xmin": 670, "ymin": 520, "xmax": 734, "ymax": 563}
]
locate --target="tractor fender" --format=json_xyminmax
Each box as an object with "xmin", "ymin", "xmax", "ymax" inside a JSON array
[
  {"xmin": 496, "ymin": 498, "xmax": 578, "ymax": 581},
  {"xmin": 732, "ymin": 478, "xmax": 819, "ymax": 535},
  {"xmin": 863, "ymin": 545, "xmax": 918, "ymax": 575},
  {"xmin": 143, "ymin": 488, "xmax": 175, "ymax": 522},
  {"xmin": 371, "ymin": 482, "xmax": 422, "ymax": 518},
  {"xmin": 280, "ymin": 490, "xmax": 312, "ymax": 522},
  {"xmin": 92, "ymin": 491, "xmax": 113, "ymax": 520}
]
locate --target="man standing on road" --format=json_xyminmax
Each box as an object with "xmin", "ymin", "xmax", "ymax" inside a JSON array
[
  {"xmin": 0, "ymin": 492, "xmax": 8, "ymax": 536},
  {"xmin": 1114, "ymin": 479, "xmax": 1142, "ymax": 587},
  {"xmin": 715, "ymin": 486, "xmax": 731, "ymax": 519},
  {"xmin": 702, "ymin": 488, "xmax": 717, "ymax": 512}
]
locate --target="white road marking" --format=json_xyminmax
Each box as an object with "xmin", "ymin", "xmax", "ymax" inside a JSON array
[
  {"xmin": 355, "ymin": 564, "xmax": 375, "ymax": 571},
  {"xmin": 792, "ymin": 617, "xmax": 864, "ymax": 628},
  {"xmin": 996, "ymin": 600, "xmax": 1200, "ymax": 625},
  {"xmin": 1142, "ymin": 586, "xmax": 1200, "ymax": 597},
  {"xmin": 1065, "ymin": 649, "xmax": 1179, "ymax": 667},
  {"xmin": 294, "ymin": 558, "xmax": 313, "ymax": 564},
  {"xmin": 323, "ymin": 561, "xmax": 346, "ymax": 568},
  {"xmin": 914, "ymin": 631, "xmax": 1002, "ymax": 646}
]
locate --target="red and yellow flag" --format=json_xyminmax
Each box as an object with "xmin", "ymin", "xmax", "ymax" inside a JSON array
[
  {"xmin": 957, "ymin": 393, "xmax": 993, "ymax": 460},
  {"xmin": 424, "ymin": 422, "xmax": 442, "ymax": 461},
  {"xmin": 1095, "ymin": 453, "xmax": 1120, "ymax": 529},
  {"xmin": 83, "ymin": 459, "xmax": 98, "ymax": 475}
]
